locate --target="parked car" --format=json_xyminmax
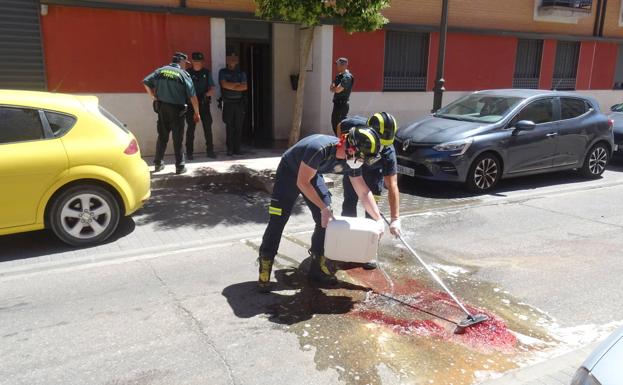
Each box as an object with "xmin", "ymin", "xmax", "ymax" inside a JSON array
[
  {"xmin": 0, "ymin": 90, "xmax": 150, "ymax": 246},
  {"xmin": 570, "ymin": 326, "xmax": 623, "ymax": 385},
  {"xmin": 607, "ymin": 103, "xmax": 623, "ymax": 157},
  {"xmin": 395, "ymin": 89, "xmax": 614, "ymax": 192}
]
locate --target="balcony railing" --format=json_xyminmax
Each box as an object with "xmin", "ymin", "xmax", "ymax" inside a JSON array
[
  {"xmin": 383, "ymin": 76, "xmax": 427, "ymax": 91},
  {"xmin": 513, "ymin": 78, "xmax": 540, "ymax": 89},
  {"xmin": 552, "ymin": 77, "xmax": 577, "ymax": 90},
  {"xmin": 541, "ymin": 0, "xmax": 592, "ymax": 11}
]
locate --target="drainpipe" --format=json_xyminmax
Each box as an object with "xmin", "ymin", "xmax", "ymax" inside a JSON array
[
  {"xmin": 432, "ymin": 0, "xmax": 449, "ymax": 112},
  {"xmin": 598, "ymin": 0, "xmax": 608, "ymax": 37},
  {"xmin": 593, "ymin": 0, "xmax": 603, "ymax": 36}
]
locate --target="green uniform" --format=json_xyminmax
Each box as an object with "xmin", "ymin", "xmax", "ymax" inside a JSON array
[{"xmin": 185, "ymin": 67, "xmax": 215, "ymax": 157}]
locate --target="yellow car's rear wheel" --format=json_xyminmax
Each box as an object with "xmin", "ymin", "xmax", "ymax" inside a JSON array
[{"xmin": 49, "ymin": 184, "xmax": 120, "ymax": 246}]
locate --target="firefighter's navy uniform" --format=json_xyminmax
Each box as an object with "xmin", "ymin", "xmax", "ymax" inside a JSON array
[
  {"xmin": 259, "ymin": 134, "xmax": 361, "ymax": 261},
  {"xmin": 339, "ymin": 116, "xmax": 397, "ymax": 218}
]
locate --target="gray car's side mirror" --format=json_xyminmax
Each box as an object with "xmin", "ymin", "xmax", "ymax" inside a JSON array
[{"xmin": 513, "ymin": 120, "xmax": 536, "ymax": 134}]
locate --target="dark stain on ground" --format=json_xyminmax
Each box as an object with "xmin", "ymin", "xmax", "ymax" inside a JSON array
[{"xmin": 245, "ymin": 243, "xmax": 560, "ymax": 385}]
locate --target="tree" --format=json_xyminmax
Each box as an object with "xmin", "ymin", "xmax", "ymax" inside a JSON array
[{"xmin": 255, "ymin": 0, "xmax": 390, "ymax": 146}]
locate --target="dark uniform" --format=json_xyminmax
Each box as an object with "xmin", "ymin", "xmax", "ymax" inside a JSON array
[
  {"xmin": 331, "ymin": 70, "xmax": 354, "ymax": 134},
  {"xmin": 185, "ymin": 58, "xmax": 215, "ymax": 158},
  {"xmin": 143, "ymin": 62, "xmax": 195, "ymax": 171},
  {"xmin": 259, "ymin": 135, "xmax": 361, "ymax": 261},
  {"xmin": 340, "ymin": 116, "xmax": 397, "ymax": 218},
  {"xmin": 218, "ymin": 67, "xmax": 247, "ymax": 155}
]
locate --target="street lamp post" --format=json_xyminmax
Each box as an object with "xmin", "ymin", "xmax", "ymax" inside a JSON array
[{"xmin": 432, "ymin": 0, "xmax": 449, "ymax": 112}]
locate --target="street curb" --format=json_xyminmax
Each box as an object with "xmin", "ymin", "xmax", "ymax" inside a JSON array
[
  {"xmin": 0, "ymin": 223, "xmax": 317, "ymax": 280},
  {"xmin": 150, "ymin": 164, "xmax": 335, "ymax": 192}
]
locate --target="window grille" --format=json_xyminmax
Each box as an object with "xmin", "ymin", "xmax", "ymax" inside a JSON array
[
  {"xmin": 552, "ymin": 41, "xmax": 580, "ymax": 90},
  {"xmin": 383, "ymin": 31, "xmax": 429, "ymax": 91},
  {"xmin": 513, "ymin": 39, "xmax": 543, "ymax": 89}
]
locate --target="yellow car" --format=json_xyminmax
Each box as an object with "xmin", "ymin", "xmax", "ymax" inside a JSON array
[{"xmin": 0, "ymin": 90, "xmax": 150, "ymax": 246}]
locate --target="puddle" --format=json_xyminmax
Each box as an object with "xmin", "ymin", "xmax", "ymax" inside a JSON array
[{"xmin": 261, "ymin": 240, "xmax": 583, "ymax": 385}]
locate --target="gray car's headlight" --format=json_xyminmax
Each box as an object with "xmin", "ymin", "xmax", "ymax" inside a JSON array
[
  {"xmin": 432, "ymin": 138, "xmax": 474, "ymax": 156},
  {"xmin": 570, "ymin": 367, "xmax": 602, "ymax": 385}
]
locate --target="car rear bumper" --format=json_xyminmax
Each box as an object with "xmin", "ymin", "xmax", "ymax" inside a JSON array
[{"xmin": 124, "ymin": 158, "xmax": 151, "ymax": 215}]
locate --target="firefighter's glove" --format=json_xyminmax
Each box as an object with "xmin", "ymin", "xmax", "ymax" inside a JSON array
[
  {"xmin": 376, "ymin": 218, "xmax": 385, "ymax": 238},
  {"xmin": 389, "ymin": 218, "xmax": 402, "ymax": 237},
  {"xmin": 321, "ymin": 206, "xmax": 334, "ymax": 228}
]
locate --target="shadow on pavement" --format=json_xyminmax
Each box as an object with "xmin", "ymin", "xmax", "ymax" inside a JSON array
[
  {"xmin": 135, "ymin": 183, "xmax": 304, "ymax": 230},
  {"xmin": 0, "ymin": 217, "xmax": 136, "ymax": 263},
  {"xmin": 398, "ymin": 163, "xmax": 623, "ymax": 200},
  {"xmin": 222, "ymin": 267, "xmax": 369, "ymax": 325}
]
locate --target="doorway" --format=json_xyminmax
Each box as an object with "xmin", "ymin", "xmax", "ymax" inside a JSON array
[{"xmin": 226, "ymin": 20, "xmax": 273, "ymax": 148}]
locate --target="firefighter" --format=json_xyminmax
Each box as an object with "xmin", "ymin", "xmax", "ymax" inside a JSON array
[
  {"xmin": 257, "ymin": 127, "xmax": 385, "ymax": 293},
  {"xmin": 338, "ymin": 112, "xmax": 401, "ymax": 270}
]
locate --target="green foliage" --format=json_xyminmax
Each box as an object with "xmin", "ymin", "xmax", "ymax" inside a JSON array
[{"xmin": 254, "ymin": 0, "xmax": 389, "ymax": 32}]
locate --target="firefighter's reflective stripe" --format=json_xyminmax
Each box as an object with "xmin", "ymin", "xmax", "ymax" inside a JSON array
[
  {"xmin": 373, "ymin": 194, "xmax": 382, "ymax": 202},
  {"xmin": 268, "ymin": 206, "xmax": 283, "ymax": 216}
]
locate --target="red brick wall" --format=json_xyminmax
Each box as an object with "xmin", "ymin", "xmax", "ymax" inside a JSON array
[
  {"xmin": 443, "ymin": 33, "xmax": 517, "ymax": 91},
  {"xmin": 332, "ymin": 27, "xmax": 385, "ymax": 92},
  {"xmin": 41, "ymin": 6, "xmax": 212, "ymax": 92}
]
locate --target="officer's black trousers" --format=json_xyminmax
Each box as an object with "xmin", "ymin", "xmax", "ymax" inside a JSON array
[
  {"xmin": 259, "ymin": 162, "xmax": 332, "ymax": 261},
  {"xmin": 341, "ymin": 169, "xmax": 383, "ymax": 218},
  {"xmin": 223, "ymin": 99, "xmax": 244, "ymax": 154},
  {"xmin": 331, "ymin": 102, "xmax": 350, "ymax": 135},
  {"xmin": 154, "ymin": 102, "xmax": 185, "ymax": 168},
  {"xmin": 185, "ymin": 101, "xmax": 213, "ymax": 155}
]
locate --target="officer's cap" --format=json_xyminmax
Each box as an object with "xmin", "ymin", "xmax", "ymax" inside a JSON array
[
  {"xmin": 335, "ymin": 57, "xmax": 348, "ymax": 65},
  {"xmin": 191, "ymin": 52, "xmax": 204, "ymax": 61},
  {"xmin": 172, "ymin": 52, "xmax": 189, "ymax": 63}
]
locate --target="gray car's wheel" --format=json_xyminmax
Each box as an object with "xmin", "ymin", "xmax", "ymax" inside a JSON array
[
  {"xmin": 580, "ymin": 142, "xmax": 609, "ymax": 178},
  {"xmin": 465, "ymin": 153, "xmax": 501, "ymax": 193},
  {"xmin": 49, "ymin": 184, "xmax": 120, "ymax": 246}
]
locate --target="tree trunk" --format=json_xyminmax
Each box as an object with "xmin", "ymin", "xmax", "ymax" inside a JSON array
[{"xmin": 288, "ymin": 25, "xmax": 315, "ymax": 147}]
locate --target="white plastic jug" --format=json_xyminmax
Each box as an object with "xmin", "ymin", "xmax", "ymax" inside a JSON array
[{"xmin": 324, "ymin": 216, "xmax": 380, "ymax": 263}]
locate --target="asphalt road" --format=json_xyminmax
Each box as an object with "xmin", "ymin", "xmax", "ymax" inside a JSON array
[{"xmin": 1, "ymin": 160, "xmax": 623, "ymax": 385}]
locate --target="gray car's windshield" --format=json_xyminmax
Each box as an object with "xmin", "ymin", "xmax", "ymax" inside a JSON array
[{"xmin": 435, "ymin": 94, "xmax": 524, "ymax": 123}]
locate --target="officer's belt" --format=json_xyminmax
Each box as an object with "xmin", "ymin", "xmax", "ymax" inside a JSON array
[
  {"xmin": 223, "ymin": 98, "xmax": 243, "ymax": 103},
  {"xmin": 333, "ymin": 100, "xmax": 349, "ymax": 105}
]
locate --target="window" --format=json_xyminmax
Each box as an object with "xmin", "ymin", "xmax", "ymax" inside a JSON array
[
  {"xmin": 44, "ymin": 111, "xmax": 76, "ymax": 137},
  {"xmin": 560, "ymin": 98, "xmax": 588, "ymax": 119},
  {"xmin": 383, "ymin": 31, "xmax": 429, "ymax": 91},
  {"xmin": 0, "ymin": 107, "xmax": 44, "ymax": 144},
  {"xmin": 435, "ymin": 94, "xmax": 524, "ymax": 124},
  {"xmin": 552, "ymin": 41, "xmax": 580, "ymax": 90},
  {"xmin": 541, "ymin": 0, "xmax": 592, "ymax": 11},
  {"xmin": 514, "ymin": 98, "xmax": 555, "ymax": 125},
  {"xmin": 513, "ymin": 39, "xmax": 543, "ymax": 89}
]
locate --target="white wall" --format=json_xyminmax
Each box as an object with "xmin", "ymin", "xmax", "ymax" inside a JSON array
[
  {"xmin": 210, "ymin": 18, "xmax": 227, "ymax": 152},
  {"xmin": 272, "ymin": 23, "xmax": 299, "ymax": 141},
  {"xmin": 301, "ymin": 25, "xmax": 334, "ymax": 137}
]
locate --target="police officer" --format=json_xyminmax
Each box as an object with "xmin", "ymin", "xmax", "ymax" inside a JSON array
[
  {"xmin": 219, "ymin": 51, "xmax": 247, "ymax": 156},
  {"xmin": 143, "ymin": 52, "xmax": 199, "ymax": 174},
  {"xmin": 339, "ymin": 112, "xmax": 401, "ymax": 270},
  {"xmin": 257, "ymin": 127, "xmax": 386, "ymax": 293},
  {"xmin": 185, "ymin": 52, "xmax": 216, "ymax": 160},
  {"xmin": 330, "ymin": 57, "xmax": 354, "ymax": 134}
]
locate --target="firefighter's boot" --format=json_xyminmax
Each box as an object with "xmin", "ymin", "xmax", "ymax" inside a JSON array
[
  {"xmin": 308, "ymin": 251, "xmax": 338, "ymax": 286},
  {"xmin": 257, "ymin": 256, "xmax": 273, "ymax": 293}
]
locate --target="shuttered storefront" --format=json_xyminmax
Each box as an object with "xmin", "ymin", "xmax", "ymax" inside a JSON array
[{"xmin": 0, "ymin": 0, "xmax": 46, "ymax": 90}]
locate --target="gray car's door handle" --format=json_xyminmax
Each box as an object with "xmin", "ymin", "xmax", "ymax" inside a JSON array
[{"xmin": 546, "ymin": 132, "xmax": 558, "ymax": 137}]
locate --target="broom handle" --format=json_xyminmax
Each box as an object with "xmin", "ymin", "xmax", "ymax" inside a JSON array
[{"xmin": 380, "ymin": 213, "xmax": 474, "ymax": 318}]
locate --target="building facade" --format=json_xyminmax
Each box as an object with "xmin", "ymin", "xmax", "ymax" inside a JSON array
[{"xmin": 2, "ymin": 0, "xmax": 623, "ymax": 155}]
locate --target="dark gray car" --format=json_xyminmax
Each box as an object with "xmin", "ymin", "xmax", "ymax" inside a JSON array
[
  {"xmin": 395, "ymin": 89, "xmax": 614, "ymax": 192},
  {"xmin": 607, "ymin": 103, "xmax": 623, "ymax": 157}
]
